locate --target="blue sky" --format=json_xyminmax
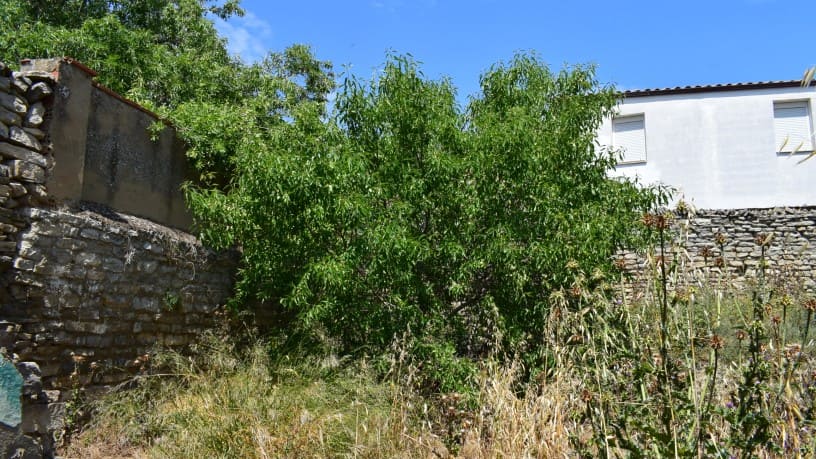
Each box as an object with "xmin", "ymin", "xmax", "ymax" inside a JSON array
[{"xmin": 214, "ymin": 0, "xmax": 814, "ymax": 102}]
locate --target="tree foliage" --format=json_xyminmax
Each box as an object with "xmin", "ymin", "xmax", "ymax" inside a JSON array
[
  {"xmin": 186, "ymin": 53, "xmax": 667, "ymax": 381},
  {"xmin": 2, "ymin": 1, "xmax": 666, "ymax": 386},
  {"xmin": 0, "ymin": 0, "xmax": 334, "ymax": 185}
]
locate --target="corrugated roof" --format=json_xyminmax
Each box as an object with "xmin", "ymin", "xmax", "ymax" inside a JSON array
[{"xmin": 622, "ymin": 80, "xmax": 816, "ymax": 98}]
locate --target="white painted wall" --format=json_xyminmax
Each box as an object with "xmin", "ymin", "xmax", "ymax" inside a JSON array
[{"xmin": 597, "ymin": 85, "xmax": 816, "ymax": 209}]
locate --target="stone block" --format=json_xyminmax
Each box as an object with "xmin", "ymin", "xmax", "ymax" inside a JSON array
[
  {"xmin": 0, "ymin": 107, "xmax": 20, "ymax": 127},
  {"xmin": 8, "ymin": 127, "xmax": 41, "ymax": 152},
  {"xmin": 79, "ymin": 228, "xmax": 101, "ymax": 240},
  {"xmin": 11, "ymin": 76, "xmax": 30, "ymax": 93},
  {"xmin": 22, "ymin": 128, "xmax": 44, "ymax": 141},
  {"xmin": 23, "ymin": 103, "xmax": 44, "ymax": 128},
  {"xmin": 8, "ymin": 182, "xmax": 25, "ymax": 198},
  {"xmin": 26, "ymin": 82, "xmax": 52, "ymax": 102},
  {"xmin": 20, "ymin": 401, "xmax": 64, "ymax": 436},
  {"xmin": 0, "ymin": 142, "xmax": 46, "ymax": 167},
  {"xmin": 0, "ymin": 93, "xmax": 26, "ymax": 115},
  {"xmin": 134, "ymin": 297, "xmax": 160, "ymax": 313},
  {"xmin": 75, "ymin": 252, "xmax": 101, "ymax": 268},
  {"xmin": 15, "ymin": 362, "xmax": 41, "ymax": 398},
  {"xmin": 4, "ymin": 161, "xmax": 44, "ymax": 183},
  {"xmin": 102, "ymin": 257, "xmax": 124, "ymax": 273}
]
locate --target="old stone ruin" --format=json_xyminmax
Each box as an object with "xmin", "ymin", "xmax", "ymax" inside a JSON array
[{"xmin": 0, "ymin": 59, "xmax": 237, "ymax": 458}]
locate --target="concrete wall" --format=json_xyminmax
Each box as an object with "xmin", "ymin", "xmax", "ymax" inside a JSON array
[
  {"xmin": 21, "ymin": 58, "xmax": 193, "ymax": 229},
  {"xmin": 597, "ymin": 84, "xmax": 816, "ymax": 209}
]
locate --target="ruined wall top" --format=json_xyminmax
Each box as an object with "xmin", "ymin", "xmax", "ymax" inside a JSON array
[{"xmin": 13, "ymin": 58, "xmax": 193, "ymax": 229}]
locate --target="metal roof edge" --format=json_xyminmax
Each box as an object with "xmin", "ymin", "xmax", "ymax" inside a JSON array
[{"xmin": 621, "ymin": 80, "xmax": 816, "ymax": 98}]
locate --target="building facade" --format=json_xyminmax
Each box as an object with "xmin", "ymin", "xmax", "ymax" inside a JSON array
[{"xmin": 597, "ymin": 81, "xmax": 816, "ymax": 209}]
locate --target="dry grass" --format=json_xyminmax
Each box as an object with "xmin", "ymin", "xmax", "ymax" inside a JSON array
[{"xmin": 63, "ymin": 332, "xmax": 589, "ymax": 458}]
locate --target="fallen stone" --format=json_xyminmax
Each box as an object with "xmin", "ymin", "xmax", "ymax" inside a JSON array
[
  {"xmin": 0, "ymin": 143, "xmax": 46, "ymax": 167},
  {"xmin": 8, "ymin": 127, "xmax": 41, "ymax": 151},
  {"xmin": 0, "ymin": 93, "xmax": 26, "ymax": 115}
]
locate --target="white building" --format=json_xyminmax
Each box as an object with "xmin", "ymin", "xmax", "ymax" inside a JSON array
[{"xmin": 597, "ymin": 81, "xmax": 816, "ymax": 209}]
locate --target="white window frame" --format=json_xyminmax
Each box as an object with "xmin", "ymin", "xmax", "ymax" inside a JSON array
[
  {"xmin": 612, "ymin": 114, "xmax": 647, "ymax": 164},
  {"xmin": 773, "ymin": 100, "xmax": 814, "ymax": 154}
]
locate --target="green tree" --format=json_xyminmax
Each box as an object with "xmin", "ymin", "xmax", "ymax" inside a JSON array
[
  {"xmin": 2, "ymin": 1, "xmax": 665, "ymax": 386},
  {"xmin": 185, "ymin": 54, "xmax": 667, "ymax": 388},
  {"xmin": 0, "ymin": 0, "xmax": 333, "ymax": 185}
]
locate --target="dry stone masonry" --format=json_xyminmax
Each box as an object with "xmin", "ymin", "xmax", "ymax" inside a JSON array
[
  {"xmin": 0, "ymin": 59, "xmax": 238, "ymax": 459},
  {"xmin": 619, "ymin": 206, "xmax": 816, "ymax": 294}
]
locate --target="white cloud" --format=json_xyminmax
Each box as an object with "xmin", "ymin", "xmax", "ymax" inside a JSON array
[{"xmin": 213, "ymin": 11, "xmax": 273, "ymax": 63}]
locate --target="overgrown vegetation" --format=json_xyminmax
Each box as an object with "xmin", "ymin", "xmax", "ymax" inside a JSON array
[
  {"xmin": 67, "ymin": 205, "xmax": 816, "ymax": 458},
  {"xmin": 184, "ymin": 52, "xmax": 665, "ymax": 386},
  {"xmin": 1, "ymin": 0, "xmax": 666, "ymax": 387},
  {"xmin": 7, "ymin": 2, "xmax": 816, "ymax": 457}
]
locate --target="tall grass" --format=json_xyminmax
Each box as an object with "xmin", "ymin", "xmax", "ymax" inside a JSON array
[
  {"xmin": 65, "ymin": 332, "xmax": 586, "ymax": 458},
  {"xmin": 66, "ymin": 204, "xmax": 816, "ymax": 458}
]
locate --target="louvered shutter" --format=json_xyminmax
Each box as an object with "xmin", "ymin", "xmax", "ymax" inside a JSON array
[
  {"xmin": 774, "ymin": 101, "xmax": 813, "ymax": 152},
  {"xmin": 613, "ymin": 115, "xmax": 646, "ymax": 163}
]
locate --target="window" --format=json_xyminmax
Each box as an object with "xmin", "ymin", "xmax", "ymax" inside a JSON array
[
  {"xmin": 612, "ymin": 114, "xmax": 646, "ymax": 164},
  {"xmin": 773, "ymin": 101, "xmax": 813, "ymax": 153}
]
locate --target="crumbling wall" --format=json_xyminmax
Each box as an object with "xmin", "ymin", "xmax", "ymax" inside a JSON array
[{"xmin": 0, "ymin": 60, "xmax": 237, "ymax": 458}]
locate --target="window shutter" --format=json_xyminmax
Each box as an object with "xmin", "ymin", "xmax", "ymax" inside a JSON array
[
  {"xmin": 774, "ymin": 101, "xmax": 813, "ymax": 152},
  {"xmin": 613, "ymin": 115, "xmax": 646, "ymax": 163}
]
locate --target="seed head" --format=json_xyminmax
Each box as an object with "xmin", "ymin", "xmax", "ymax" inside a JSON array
[
  {"xmin": 781, "ymin": 294, "xmax": 794, "ymax": 308},
  {"xmin": 785, "ymin": 344, "xmax": 802, "ymax": 359},
  {"xmin": 710, "ymin": 335, "xmax": 724, "ymax": 350},
  {"xmin": 614, "ymin": 257, "xmax": 627, "ymax": 270},
  {"xmin": 754, "ymin": 233, "xmax": 773, "ymax": 247},
  {"xmin": 675, "ymin": 199, "xmax": 689, "ymax": 216},
  {"xmin": 653, "ymin": 213, "xmax": 670, "ymax": 230},
  {"xmin": 714, "ymin": 232, "xmax": 727, "ymax": 246},
  {"xmin": 804, "ymin": 298, "xmax": 816, "ymax": 311}
]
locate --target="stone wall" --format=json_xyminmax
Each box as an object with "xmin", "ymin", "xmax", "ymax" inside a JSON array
[
  {"xmin": 620, "ymin": 206, "xmax": 816, "ymax": 294},
  {"xmin": 0, "ymin": 60, "xmax": 238, "ymax": 458}
]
